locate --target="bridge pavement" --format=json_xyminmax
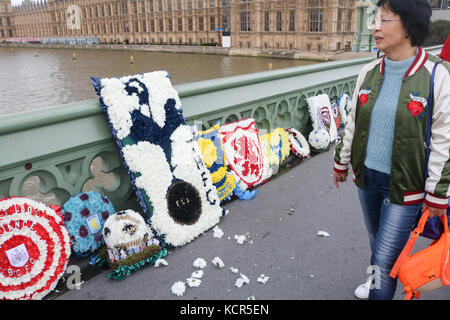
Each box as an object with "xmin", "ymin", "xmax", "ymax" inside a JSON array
[{"xmin": 54, "ymin": 147, "xmax": 450, "ymax": 300}]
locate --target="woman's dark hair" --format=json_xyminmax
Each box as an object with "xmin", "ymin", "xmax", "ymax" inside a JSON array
[{"xmin": 377, "ymin": 0, "xmax": 432, "ymax": 46}]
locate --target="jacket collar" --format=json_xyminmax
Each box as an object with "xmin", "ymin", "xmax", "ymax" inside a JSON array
[{"xmin": 379, "ymin": 46, "xmax": 428, "ymax": 78}]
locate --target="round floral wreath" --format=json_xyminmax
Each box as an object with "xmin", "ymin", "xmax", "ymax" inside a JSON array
[
  {"xmin": 0, "ymin": 197, "xmax": 71, "ymax": 300},
  {"xmin": 286, "ymin": 128, "xmax": 310, "ymax": 159}
]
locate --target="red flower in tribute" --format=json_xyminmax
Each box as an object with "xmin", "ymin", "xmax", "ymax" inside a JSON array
[
  {"xmin": 407, "ymin": 100, "xmax": 424, "ymax": 117},
  {"xmin": 79, "ymin": 193, "xmax": 89, "ymax": 201}
]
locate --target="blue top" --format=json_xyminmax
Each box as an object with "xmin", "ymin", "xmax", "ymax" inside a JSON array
[{"xmin": 364, "ymin": 53, "xmax": 417, "ymax": 174}]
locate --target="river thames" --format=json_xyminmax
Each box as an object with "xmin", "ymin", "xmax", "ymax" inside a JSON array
[{"xmin": 0, "ymin": 46, "xmax": 318, "ymax": 115}]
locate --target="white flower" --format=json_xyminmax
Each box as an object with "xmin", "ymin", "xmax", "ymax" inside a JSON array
[
  {"xmin": 234, "ymin": 234, "xmax": 247, "ymax": 244},
  {"xmin": 191, "ymin": 270, "xmax": 204, "ymax": 279},
  {"xmin": 154, "ymin": 258, "xmax": 168, "ymax": 268},
  {"xmin": 247, "ymin": 296, "xmax": 256, "ymax": 300},
  {"xmin": 193, "ymin": 258, "xmax": 207, "ymax": 269},
  {"xmin": 171, "ymin": 281, "xmax": 186, "ymax": 296},
  {"xmin": 230, "ymin": 267, "xmax": 239, "ymax": 274},
  {"xmin": 240, "ymin": 273, "xmax": 250, "ymax": 284},
  {"xmin": 317, "ymin": 231, "xmax": 330, "ymax": 237},
  {"xmin": 186, "ymin": 277, "xmax": 202, "ymax": 288},
  {"xmin": 212, "ymin": 257, "xmax": 225, "ymax": 268},
  {"xmin": 257, "ymin": 274, "xmax": 270, "ymax": 284},
  {"xmin": 235, "ymin": 278, "xmax": 245, "ymax": 288},
  {"xmin": 213, "ymin": 226, "xmax": 224, "ymax": 239}
]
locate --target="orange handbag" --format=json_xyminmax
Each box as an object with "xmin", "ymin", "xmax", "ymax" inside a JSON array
[{"xmin": 390, "ymin": 209, "xmax": 450, "ymax": 300}]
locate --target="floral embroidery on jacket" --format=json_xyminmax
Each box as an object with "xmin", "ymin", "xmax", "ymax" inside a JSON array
[
  {"xmin": 407, "ymin": 91, "xmax": 427, "ymax": 118},
  {"xmin": 359, "ymin": 86, "xmax": 371, "ymax": 107}
]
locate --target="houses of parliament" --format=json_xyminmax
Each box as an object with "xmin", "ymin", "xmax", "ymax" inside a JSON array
[{"xmin": 0, "ymin": 0, "xmax": 357, "ymax": 56}]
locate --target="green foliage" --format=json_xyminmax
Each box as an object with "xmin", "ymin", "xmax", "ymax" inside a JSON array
[{"xmin": 424, "ymin": 20, "xmax": 450, "ymax": 46}]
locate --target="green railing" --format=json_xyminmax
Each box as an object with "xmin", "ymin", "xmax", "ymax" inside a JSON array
[{"xmin": 0, "ymin": 46, "xmax": 442, "ymax": 211}]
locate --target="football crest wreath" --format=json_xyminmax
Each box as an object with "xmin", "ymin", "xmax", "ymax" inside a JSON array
[
  {"xmin": 0, "ymin": 197, "xmax": 71, "ymax": 300},
  {"xmin": 61, "ymin": 191, "xmax": 115, "ymax": 257},
  {"xmin": 102, "ymin": 210, "xmax": 166, "ymax": 280},
  {"xmin": 92, "ymin": 71, "xmax": 222, "ymax": 248},
  {"xmin": 196, "ymin": 123, "xmax": 236, "ymax": 203},
  {"xmin": 220, "ymin": 118, "xmax": 264, "ymax": 191},
  {"xmin": 307, "ymin": 94, "xmax": 338, "ymax": 152},
  {"xmin": 259, "ymin": 128, "xmax": 291, "ymax": 183},
  {"xmin": 337, "ymin": 93, "xmax": 351, "ymax": 127},
  {"xmin": 286, "ymin": 128, "xmax": 310, "ymax": 159}
]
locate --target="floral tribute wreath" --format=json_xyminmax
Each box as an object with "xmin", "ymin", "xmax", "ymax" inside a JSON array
[
  {"xmin": 196, "ymin": 123, "xmax": 236, "ymax": 203},
  {"xmin": 91, "ymin": 71, "xmax": 222, "ymax": 248},
  {"xmin": 337, "ymin": 93, "xmax": 352, "ymax": 128},
  {"xmin": 61, "ymin": 191, "xmax": 115, "ymax": 257},
  {"xmin": 330, "ymin": 99, "xmax": 341, "ymax": 129},
  {"xmin": 306, "ymin": 94, "xmax": 338, "ymax": 152},
  {"xmin": 220, "ymin": 118, "xmax": 264, "ymax": 191},
  {"xmin": 285, "ymin": 128, "xmax": 310, "ymax": 159},
  {"xmin": 0, "ymin": 197, "xmax": 71, "ymax": 300},
  {"xmin": 101, "ymin": 210, "xmax": 167, "ymax": 280},
  {"xmin": 258, "ymin": 128, "xmax": 291, "ymax": 184}
]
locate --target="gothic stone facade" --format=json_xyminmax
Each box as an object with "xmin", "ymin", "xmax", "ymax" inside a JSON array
[
  {"xmin": 10, "ymin": 0, "xmax": 357, "ymax": 55},
  {"xmin": 0, "ymin": 0, "xmax": 13, "ymax": 41}
]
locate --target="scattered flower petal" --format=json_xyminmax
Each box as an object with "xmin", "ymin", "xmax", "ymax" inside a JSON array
[
  {"xmin": 193, "ymin": 258, "xmax": 207, "ymax": 269},
  {"xmin": 186, "ymin": 277, "xmax": 201, "ymax": 288},
  {"xmin": 230, "ymin": 267, "xmax": 239, "ymax": 274},
  {"xmin": 234, "ymin": 234, "xmax": 246, "ymax": 244},
  {"xmin": 317, "ymin": 231, "xmax": 330, "ymax": 237},
  {"xmin": 213, "ymin": 226, "xmax": 224, "ymax": 239},
  {"xmin": 247, "ymin": 296, "xmax": 256, "ymax": 300},
  {"xmin": 235, "ymin": 278, "xmax": 245, "ymax": 288},
  {"xmin": 171, "ymin": 281, "xmax": 186, "ymax": 296},
  {"xmin": 191, "ymin": 270, "xmax": 204, "ymax": 279},
  {"xmin": 212, "ymin": 257, "xmax": 225, "ymax": 268},
  {"xmin": 240, "ymin": 273, "xmax": 250, "ymax": 284},
  {"xmin": 154, "ymin": 258, "xmax": 168, "ymax": 268},
  {"xmin": 257, "ymin": 274, "xmax": 270, "ymax": 284}
]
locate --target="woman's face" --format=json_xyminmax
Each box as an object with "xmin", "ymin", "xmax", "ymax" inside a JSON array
[{"xmin": 372, "ymin": 5, "xmax": 410, "ymax": 53}]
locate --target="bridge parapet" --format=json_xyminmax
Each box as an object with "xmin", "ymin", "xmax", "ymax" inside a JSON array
[{"xmin": 0, "ymin": 46, "xmax": 442, "ymax": 211}]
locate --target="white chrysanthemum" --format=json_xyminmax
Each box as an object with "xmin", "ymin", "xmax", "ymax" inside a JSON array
[
  {"xmin": 230, "ymin": 267, "xmax": 239, "ymax": 274},
  {"xmin": 186, "ymin": 277, "xmax": 202, "ymax": 288},
  {"xmin": 193, "ymin": 258, "xmax": 207, "ymax": 269},
  {"xmin": 317, "ymin": 231, "xmax": 330, "ymax": 237},
  {"xmin": 234, "ymin": 234, "xmax": 246, "ymax": 245},
  {"xmin": 191, "ymin": 270, "xmax": 204, "ymax": 279},
  {"xmin": 235, "ymin": 278, "xmax": 245, "ymax": 288},
  {"xmin": 212, "ymin": 257, "xmax": 225, "ymax": 268},
  {"xmin": 171, "ymin": 281, "xmax": 186, "ymax": 296},
  {"xmin": 240, "ymin": 273, "xmax": 250, "ymax": 284},
  {"xmin": 213, "ymin": 226, "xmax": 224, "ymax": 239},
  {"xmin": 257, "ymin": 274, "xmax": 270, "ymax": 284},
  {"xmin": 154, "ymin": 259, "xmax": 168, "ymax": 268}
]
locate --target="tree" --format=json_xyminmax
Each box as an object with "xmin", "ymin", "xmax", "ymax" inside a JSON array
[{"xmin": 423, "ymin": 20, "xmax": 450, "ymax": 46}]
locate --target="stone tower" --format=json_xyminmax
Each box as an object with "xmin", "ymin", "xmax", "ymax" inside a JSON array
[{"xmin": 0, "ymin": 0, "xmax": 13, "ymax": 41}]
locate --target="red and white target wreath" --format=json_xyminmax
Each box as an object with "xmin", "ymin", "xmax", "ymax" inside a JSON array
[
  {"xmin": 286, "ymin": 128, "xmax": 310, "ymax": 159},
  {"xmin": 0, "ymin": 197, "xmax": 71, "ymax": 300}
]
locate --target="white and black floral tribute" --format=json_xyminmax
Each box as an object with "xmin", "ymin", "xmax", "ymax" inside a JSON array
[{"xmin": 92, "ymin": 71, "xmax": 222, "ymax": 248}]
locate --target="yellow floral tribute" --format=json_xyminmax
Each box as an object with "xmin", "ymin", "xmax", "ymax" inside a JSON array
[{"xmin": 197, "ymin": 123, "xmax": 236, "ymax": 202}]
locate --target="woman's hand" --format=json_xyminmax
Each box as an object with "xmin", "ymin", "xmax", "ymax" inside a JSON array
[
  {"xmin": 333, "ymin": 171, "xmax": 347, "ymax": 188},
  {"xmin": 422, "ymin": 202, "xmax": 447, "ymax": 218}
]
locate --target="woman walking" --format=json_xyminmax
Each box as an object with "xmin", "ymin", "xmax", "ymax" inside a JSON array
[{"xmin": 333, "ymin": 0, "xmax": 450, "ymax": 300}]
